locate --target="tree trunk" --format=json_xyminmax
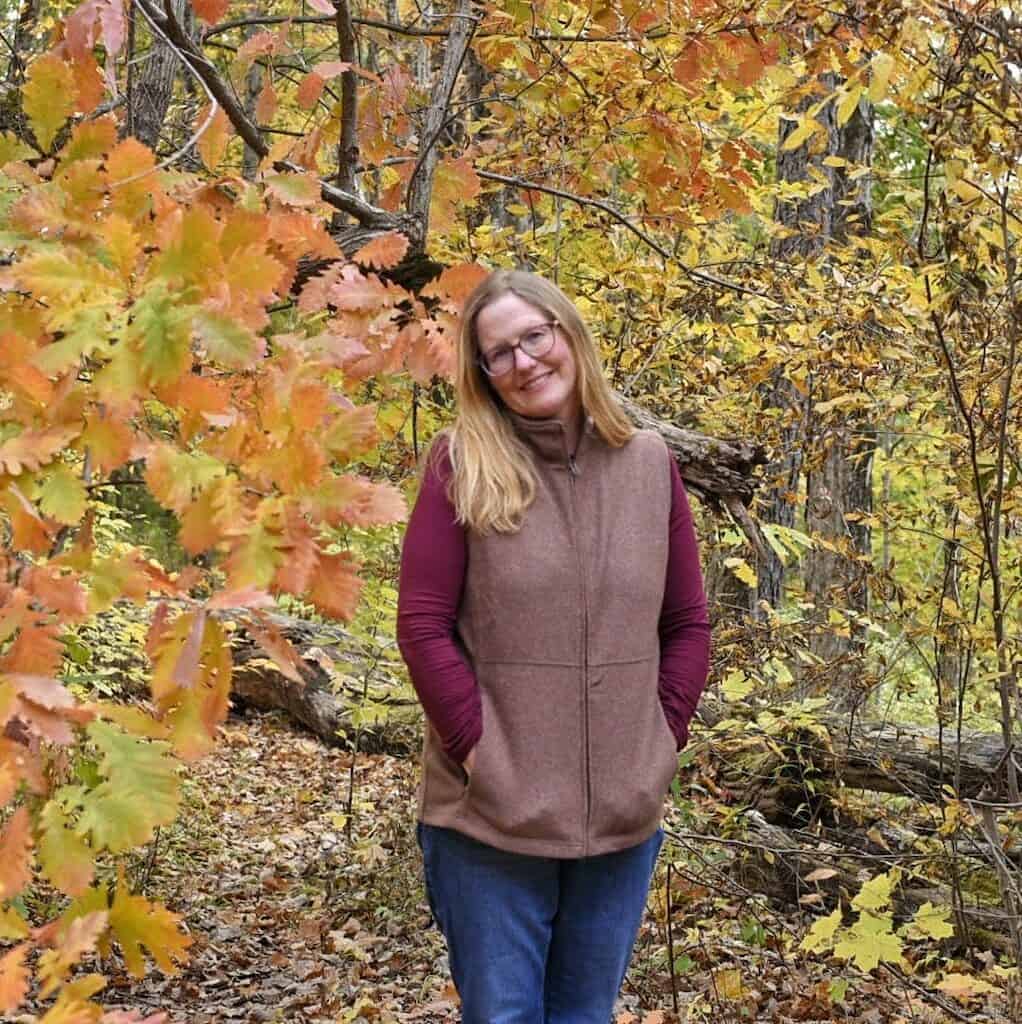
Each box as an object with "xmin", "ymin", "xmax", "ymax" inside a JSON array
[{"xmin": 131, "ymin": 0, "xmax": 190, "ymax": 150}]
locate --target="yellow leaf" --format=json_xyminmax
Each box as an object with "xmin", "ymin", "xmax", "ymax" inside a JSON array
[
  {"xmin": 38, "ymin": 798, "xmax": 95, "ymax": 896},
  {"xmin": 801, "ymin": 908, "xmax": 842, "ymax": 953},
  {"xmin": 836, "ymin": 84, "xmax": 864, "ymax": 127},
  {"xmin": 869, "ymin": 52, "xmax": 896, "ymax": 103},
  {"xmin": 851, "ymin": 869, "xmax": 900, "ymax": 913},
  {"xmin": 23, "ymin": 53, "xmax": 75, "ymax": 152},
  {"xmin": 38, "ymin": 463, "xmax": 88, "ymax": 526},
  {"xmin": 781, "ymin": 115, "xmax": 819, "ymax": 152},
  {"xmin": 722, "ymin": 670, "xmax": 755, "ymax": 701},
  {"xmin": 723, "ymin": 557, "xmax": 757, "ymax": 587},
  {"xmin": 833, "ymin": 912, "xmax": 904, "ymax": 971},
  {"xmin": 109, "ymin": 876, "xmax": 192, "ymax": 976},
  {"xmin": 950, "ymin": 179, "xmax": 982, "ymax": 203},
  {"xmin": 936, "ymin": 973, "xmax": 999, "ymax": 1003},
  {"xmin": 907, "ymin": 902, "xmax": 956, "ymax": 941}
]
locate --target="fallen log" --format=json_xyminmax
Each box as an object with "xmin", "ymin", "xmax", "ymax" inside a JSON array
[
  {"xmin": 228, "ymin": 612, "xmax": 419, "ymax": 754},
  {"xmin": 700, "ymin": 696, "xmax": 1011, "ymax": 812},
  {"xmin": 686, "ymin": 810, "xmax": 1017, "ymax": 953}
]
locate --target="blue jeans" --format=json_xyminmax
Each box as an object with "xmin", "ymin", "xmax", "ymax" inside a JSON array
[{"xmin": 417, "ymin": 823, "xmax": 663, "ymax": 1024}]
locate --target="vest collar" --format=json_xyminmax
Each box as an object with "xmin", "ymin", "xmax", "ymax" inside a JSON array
[{"xmin": 506, "ymin": 411, "xmax": 596, "ymax": 468}]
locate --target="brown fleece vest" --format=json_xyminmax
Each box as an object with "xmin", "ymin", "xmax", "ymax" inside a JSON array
[{"xmin": 418, "ymin": 418, "xmax": 676, "ymax": 857}]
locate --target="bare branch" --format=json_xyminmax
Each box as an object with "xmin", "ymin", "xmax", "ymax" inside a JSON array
[
  {"xmin": 405, "ymin": 0, "xmax": 480, "ymax": 241},
  {"xmin": 132, "ymin": 0, "xmax": 396, "ymax": 230}
]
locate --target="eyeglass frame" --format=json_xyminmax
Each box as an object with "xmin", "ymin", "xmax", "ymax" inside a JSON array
[{"xmin": 476, "ymin": 320, "xmax": 559, "ymax": 377}]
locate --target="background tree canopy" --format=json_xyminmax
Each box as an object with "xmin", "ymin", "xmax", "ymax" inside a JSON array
[{"xmin": 0, "ymin": 0, "xmax": 1021, "ymax": 1019}]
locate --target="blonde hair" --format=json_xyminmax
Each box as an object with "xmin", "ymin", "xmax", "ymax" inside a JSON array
[{"xmin": 442, "ymin": 270, "xmax": 634, "ymax": 534}]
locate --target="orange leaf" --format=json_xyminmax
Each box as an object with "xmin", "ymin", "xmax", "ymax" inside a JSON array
[
  {"xmin": 0, "ymin": 738, "xmax": 46, "ymax": 805},
  {"xmin": 324, "ymin": 475, "xmax": 407, "ymax": 527},
  {"xmin": 673, "ymin": 40, "xmax": 705, "ymax": 87},
  {"xmin": 192, "ymin": 0, "xmax": 230, "ymax": 24},
  {"xmin": 255, "ymin": 81, "xmax": 278, "ymax": 123},
  {"xmin": 80, "ymin": 411, "xmax": 134, "ymax": 474},
  {"xmin": 38, "ymin": 910, "xmax": 108, "ymax": 996},
  {"xmin": 247, "ymin": 614, "xmax": 306, "ymax": 684},
  {"xmin": 354, "ymin": 231, "xmax": 410, "ymax": 271},
  {"xmin": 327, "ymin": 265, "xmax": 390, "ymax": 311},
  {"xmin": 0, "ymin": 424, "xmax": 80, "ymax": 474},
  {"xmin": 196, "ymin": 102, "xmax": 232, "ymax": 171},
  {"xmin": 307, "ymin": 551, "xmax": 362, "ymax": 621},
  {"xmin": 1, "ymin": 485, "xmax": 54, "ymax": 554},
  {"xmin": 3, "ymin": 621, "xmax": 65, "ymax": 675},
  {"xmin": 297, "ymin": 71, "xmax": 326, "ymax": 110},
  {"xmin": 24, "ymin": 565, "xmax": 88, "ymax": 619},
  {"xmin": 0, "ymin": 807, "xmax": 34, "ymax": 901},
  {"xmin": 0, "ymin": 943, "xmax": 29, "ymax": 1014},
  {"xmin": 72, "ymin": 52, "xmax": 106, "ymax": 114},
  {"xmin": 421, "ymin": 262, "xmax": 489, "ymax": 306},
  {"xmin": 324, "ymin": 403, "xmax": 378, "ymax": 460}
]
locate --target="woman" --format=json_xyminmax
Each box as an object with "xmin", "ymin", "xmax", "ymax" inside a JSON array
[{"xmin": 397, "ymin": 270, "xmax": 710, "ymax": 1023}]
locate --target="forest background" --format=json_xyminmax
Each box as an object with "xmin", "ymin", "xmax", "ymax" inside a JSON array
[{"xmin": 0, "ymin": 0, "xmax": 1021, "ymax": 1020}]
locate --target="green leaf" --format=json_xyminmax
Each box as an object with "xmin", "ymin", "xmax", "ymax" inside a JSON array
[
  {"xmin": 75, "ymin": 721, "xmax": 180, "ymax": 854},
  {"xmin": 38, "ymin": 798, "xmax": 95, "ymax": 897},
  {"xmin": 193, "ymin": 309, "xmax": 264, "ymax": 368},
  {"xmin": 37, "ymin": 463, "xmax": 88, "ymax": 525},
  {"xmin": 129, "ymin": 286, "xmax": 196, "ymax": 387}
]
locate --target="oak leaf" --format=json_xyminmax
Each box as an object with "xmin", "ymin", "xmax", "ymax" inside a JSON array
[
  {"xmin": 23, "ymin": 54, "xmax": 75, "ymax": 152},
  {"xmin": 38, "ymin": 910, "xmax": 109, "ymax": 996},
  {"xmin": 0, "ymin": 943, "xmax": 29, "ymax": 1014},
  {"xmin": 38, "ymin": 798, "xmax": 96, "ymax": 896},
  {"xmin": 38, "ymin": 463, "xmax": 88, "ymax": 526},
  {"xmin": 196, "ymin": 102, "xmax": 231, "ymax": 171},
  {"xmin": 354, "ymin": 231, "xmax": 410, "ymax": 271},
  {"xmin": 420, "ymin": 262, "xmax": 488, "ymax": 305},
  {"xmin": 265, "ymin": 172, "xmax": 321, "ymax": 208},
  {"xmin": 0, "ymin": 806, "xmax": 33, "ymax": 900},
  {"xmin": 109, "ymin": 877, "xmax": 192, "ymax": 976},
  {"xmin": 307, "ymin": 550, "xmax": 362, "ymax": 621},
  {"xmin": 75, "ymin": 721, "xmax": 180, "ymax": 854}
]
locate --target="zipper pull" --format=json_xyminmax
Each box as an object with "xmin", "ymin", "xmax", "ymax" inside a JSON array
[{"xmin": 568, "ymin": 455, "xmax": 579, "ymax": 476}]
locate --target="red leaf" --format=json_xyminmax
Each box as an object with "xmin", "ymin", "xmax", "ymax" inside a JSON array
[
  {"xmin": 307, "ymin": 0, "xmax": 335, "ymax": 12},
  {"xmin": 327, "ymin": 265, "xmax": 390, "ymax": 311},
  {"xmin": 98, "ymin": 0, "xmax": 127, "ymax": 54},
  {"xmin": 192, "ymin": 0, "xmax": 230, "ymax": 24},
  {"xmin": 0, "ymin": 807, "xmax": 33, "ymax": 901},
  {"xmin": 354, "ymin": 231, "xmax": 409, "ymax": 271}
]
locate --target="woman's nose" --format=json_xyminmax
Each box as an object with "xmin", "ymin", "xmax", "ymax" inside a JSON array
[{"xmin": 512, "ymin": 345, "xmax": 539, "ymax": 371}]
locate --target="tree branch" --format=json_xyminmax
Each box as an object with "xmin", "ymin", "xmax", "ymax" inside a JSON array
[
  {"xmin": 476, "ymin": 169, "xmax": 776, "ymax": 302},
  {"xmin": 405, "ymin": 0, "xmax": 480, "ymax": 242},
  {"xmin": 334, "ymin": 0, "xmax": 359, "ymax": 196},
  {"xmin": 132, "ymin": 0, "xmax": 396, "ymax": 230}
]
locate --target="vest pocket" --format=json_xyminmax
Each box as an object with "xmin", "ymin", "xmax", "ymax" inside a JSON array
[
  {"xmin": 462, "ymin": 662, "xmax": 585, "ymax": 844},
  {"xmin": 588, "ymin": 658, "xmax": 677, "ymax": 843}
]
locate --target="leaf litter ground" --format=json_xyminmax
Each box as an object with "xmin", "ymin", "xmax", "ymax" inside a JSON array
[{"xmin": 83, "ymin": 709, "xmax": 996, "ymax": 1024}]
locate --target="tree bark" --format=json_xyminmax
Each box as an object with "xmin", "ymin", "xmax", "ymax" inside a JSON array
[{"xmin": 131, "ymin": 0, "xmax": 190, "ymax": 150}]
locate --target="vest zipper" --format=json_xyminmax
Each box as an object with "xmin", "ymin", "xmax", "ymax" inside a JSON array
[{"xmin": 566, "ymin": 448, "xmax": 591, "ymax": 854}]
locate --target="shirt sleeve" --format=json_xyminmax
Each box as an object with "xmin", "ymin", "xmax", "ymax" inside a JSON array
[
  {"xmin": 396, "ymin": 439, "xmax": 482, "ymax": 764},
  {"xmin": 658, "ymin": 455, "xmax": 712, "ymax": 749}
]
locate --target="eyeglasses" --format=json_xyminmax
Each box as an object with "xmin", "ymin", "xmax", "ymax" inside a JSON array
[{"xmin": 477, "ymin": 321, "xmax": 558, "ymax": 377}]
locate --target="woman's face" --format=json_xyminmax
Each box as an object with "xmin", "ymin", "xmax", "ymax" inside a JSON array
[{"xmin": 474, "ymin": 292, "xmax": 580, "ymax": 423}]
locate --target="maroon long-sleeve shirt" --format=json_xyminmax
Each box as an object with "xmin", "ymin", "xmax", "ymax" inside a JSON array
[{"xmin": 398, "ymin": 441, "xmax": 711, "ymax": 765}]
